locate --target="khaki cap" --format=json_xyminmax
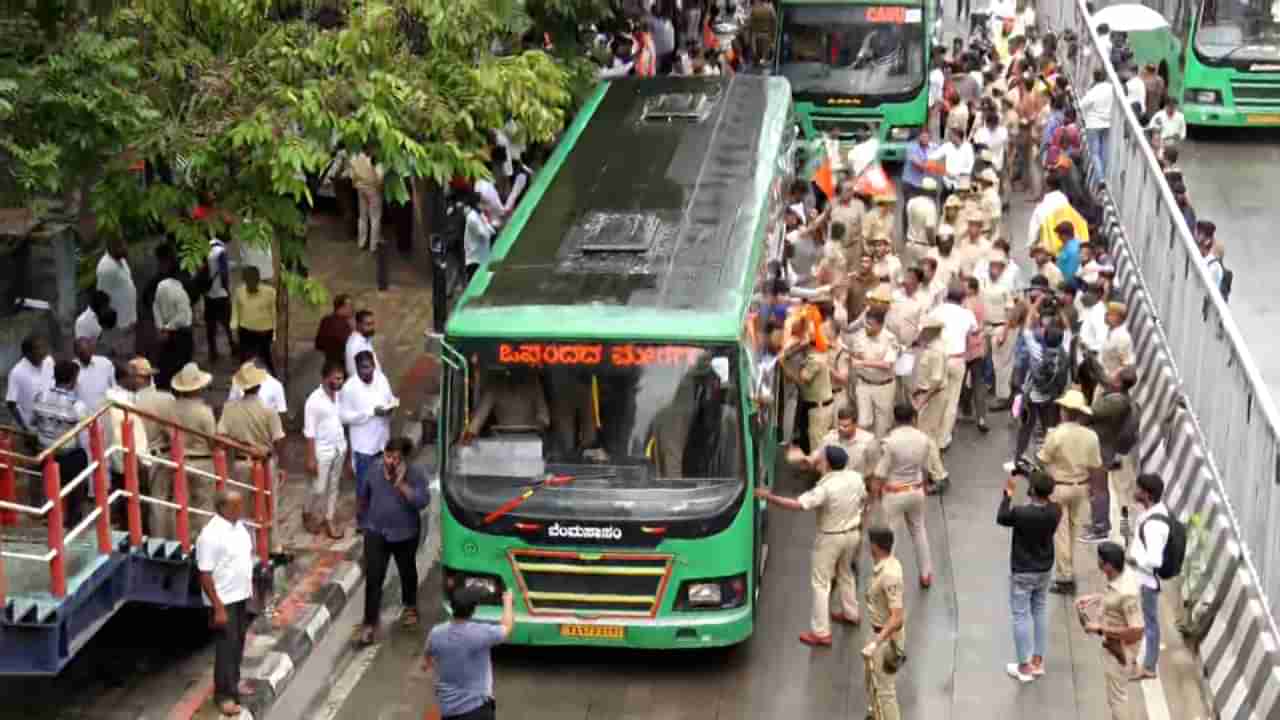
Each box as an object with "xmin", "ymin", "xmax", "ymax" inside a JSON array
[
  {"xmin": 170, "ymin": 362, "xmax": 213, "ymax": 393},
  {"xmin": 233, "ymin": 361, "xmax": 268, "ymax": 390},
  {"xmin": 1055, "ymin": 388, "xmax": 1092, "ymax": 414}
]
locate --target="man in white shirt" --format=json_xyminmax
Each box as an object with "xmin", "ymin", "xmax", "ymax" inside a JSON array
[
  {"xmin": 305, "ymin": 361, "xmax": 349, "ymax": 539},
  {"xmin": 1098, "ymin": 302, "xmax": 1134, "ymax": 391},
  {"xmin": 6, "ymin": 335, "xmax": 54, "ymax": 436},
  {"xmin": 1148, "ymin": 97, "xmax": 1187, "ymax": 148},
  {"xmin": 940, "ymin": 127, "xmax": 975, "ymax": 193},
  {"xmin": 345, "ymin": 309, "xmax": 382, "ymax": 380},
  {"xmin": 972, "ymin": 111, "xmax": 1009, "ymax": 193},
  {"xmin": 1026, "ymin": 177, "xmax": 1071, "ymax": 251},
  {"xmin": 76, "ymin": 291, "xmax": 113, "ymax": 345},
  {"xmin": 463, "ymin": 200, "xmax": 497, "ymax": 281},
  {"xmin": 96, "ymin": 239, "xmax": 137, "ymax": 358},
  {"xmin": 341, "ymin": 350, "xmax": 397, "ymax": 525},
  {"xmin": 1129, "ymin": 473, "xmax": 1170, "ymax": 682},
  {"xmin": 1122, "ymin": 66, "xmax": 1146, "ymax": 119},
  {"xmin": 103, "ymin": 361, "xmax": 149, "ymax": 527},
  {"xmin": 153, "ymin": 249, "xmax": 195, "ymax": 391},
  {"xmin": 928, "ymin": 47, "xmax": 946, "ymax": 137},
  {"xmin": 227, "ymin": 359, "xmax": 287, "ymax": 416},
  {"xmin": 204, "ymin": 238, "xmax": 235, "ymax": 361},
  {"xmin": 196, "ymin": 489, "xmax": 256, "ymax": 717},
  {"xmin": 72, "ymin": 336, "xmax": 115, "ymax": 411},
  {"xmin": 474, "ymin": 178, "xmax": 507, "ymax": 225},
  {"xmin": 1079, "ymin": 68, "xmax": 1113, "ymax": 176},
  {"xmin": 932, "ymin": 290, "xmax": 978, "ymax": 449}
]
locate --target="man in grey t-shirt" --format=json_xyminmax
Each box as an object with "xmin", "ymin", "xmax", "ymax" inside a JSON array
[{"xmin": 423, "ymin": 587, "xmax": 515, "ymax": 720}]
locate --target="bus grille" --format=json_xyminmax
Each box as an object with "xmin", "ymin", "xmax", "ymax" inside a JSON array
[
  {"xmin": 509, "ymin": 549, "xmax": 673, "ymax": 617},
  {"xmin": 1232, "ymin": 79, "xmax": 1280, "ymax": 107}
]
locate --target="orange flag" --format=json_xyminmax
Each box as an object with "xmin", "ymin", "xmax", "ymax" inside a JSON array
[{"xmin": 812, "ymin": 156, "xmax": 835, "ymax": 200}]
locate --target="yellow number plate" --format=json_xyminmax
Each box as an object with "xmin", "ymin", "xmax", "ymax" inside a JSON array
[
  {"xmin": 1247, "ymin": 114, "xmax": 1280, "ymax": 124},
  {"xmin": 560, "ymin": 624, "xmax": 625, "ymax": 640}
]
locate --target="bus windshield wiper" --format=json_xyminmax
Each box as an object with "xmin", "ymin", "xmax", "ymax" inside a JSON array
[{"xmin": 481, "ymin": 470, "xmax": 617, "ymax": 525}]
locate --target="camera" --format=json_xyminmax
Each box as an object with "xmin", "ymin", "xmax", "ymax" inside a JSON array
[{"xmin": 1010, "ymin": 456, "xmax": 1042, "ymax": 477}]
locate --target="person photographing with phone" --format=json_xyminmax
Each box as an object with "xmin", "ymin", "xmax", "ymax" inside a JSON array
[{"xmin": 997, "ymin": 461, "xmax": 1062, "ymax": 683}]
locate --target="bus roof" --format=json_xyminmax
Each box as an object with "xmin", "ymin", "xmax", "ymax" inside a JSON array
[{"xmin": 447, "ymin": 75, "xmax": 793, "ymax": 344}]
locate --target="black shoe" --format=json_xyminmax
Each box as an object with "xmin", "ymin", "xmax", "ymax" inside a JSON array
[
  {"xmin": 977, "ymin": 419, "xmax": 990, "ymax": 433},
  {"xmin": 1050, "ymin": 580, "xmax": 1076, "ymax": 595}
]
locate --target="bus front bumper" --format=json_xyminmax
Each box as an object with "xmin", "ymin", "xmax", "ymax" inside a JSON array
[
  {"xmin": 1184, "ymin": 104, "xmax": 1280, "ymax": 126},
  {"xmin": 467, "ymin": 605, "xmax": 754, "ymax": 649}
]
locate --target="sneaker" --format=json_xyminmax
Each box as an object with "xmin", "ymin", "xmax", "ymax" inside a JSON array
[
  {"xmin": 1002, "ymin": 461, "xmax": 1017, "ymax": 474},
  {"xmin": 1079, "ymin": 530, "xmax": 1110, "ymax": 544},
  {"xmin": 1049, "ymin": 580, "xmax": 1076, "ymax": 595},
  {"xmin": 1005, "ymin": 663, "xmax": 1034, "ymax": 683}
]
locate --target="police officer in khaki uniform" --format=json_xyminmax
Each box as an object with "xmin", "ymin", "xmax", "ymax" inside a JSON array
[
  {"xmin": 1039, "ymin": 389, "xmax": 1105, "ymax": 595},
  {"xmin": 831, "ymin": 180, "xmax": 868, "ymax": 267},
  {"xmin": 1076, "ymin": 542, "xmax": 1146, "ymax": 720},
  {"xmin": 904, "ymin": 178, "xmax": 938, "ymax": 267},
  {"xmin": 871, "ymin": 235, "xmax": 903, "ymax": 289},
  {"xmin": 874, "ymin": 403, "xmax": 946, "ymax": 588},
  {"xmin": 861, "ymin": 194, "xmax": 896, "ymax": 249},
  {"xmin": 844, "ymin": 308, "xmax": 899, "ymax": 438},
  {"xmin": 981, "ymin": 253, "xmax": 1017, "ymax": 409},
  {"xmin": 911, "ymin": 314, "xmax": 949, "ymax": 450},
  {"xmin": 782, "ymin": 319, "xmax": 835, "ymax": 454},
  {"xmin": 929, "ymin": 225, "xmax": 960, "ymax": 291},
  {"xmin": 794, "ymin": 405, "xmax": 880, "ymax": 479},
  {"xmin": 757, "ymin": 446, "xmax": 868, "ymax": 646},
  {"xmin": 863, "ymin": 526, "xmax": 907, "ymax": 720},
  {"xmin": 955, "ymin": 214, "xmax": 993, "ymax": 278},
  {"xmin": 977, "ymin": 167, "xmax": 1005, "ymax": 242}
]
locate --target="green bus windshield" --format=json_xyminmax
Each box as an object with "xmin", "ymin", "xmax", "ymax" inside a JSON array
[
  {"xmin": 444, "ymin": 342, "xmax": 745, "ymax": 524},
  {"xmin": 777, "ymin": 3, "xmax": 927, "ymax": 100},
  {"xmin": 1196, "ymin": 0, "xmax": 1280, "ymax": 63}
]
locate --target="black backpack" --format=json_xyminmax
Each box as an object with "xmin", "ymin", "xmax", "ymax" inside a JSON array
[
  {"xmin": 1214, "ymin": 259, "xmax": 1234, "ymax": 302},
  {"xmin": 1030, "ymin": 346, "xmax": 1070, "ymax": 399},
  {"xmin": 1140, "ymin": 512, "xmax": 1187, "ymax": 580}
]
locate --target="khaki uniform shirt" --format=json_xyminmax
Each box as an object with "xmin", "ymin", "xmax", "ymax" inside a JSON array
[
  {"xmin": 471, "ymin": 376, "xmax": 551, "ymax": 433},
  {"xmin": 928, "ymin": 250, "xmax": 961, "ymax": 290},
  {"xmin": 1038, "ymin": 421, "xmax": 1103, "ymax": 484},
  {"xmin": 954, "ymin": 235, "xmax": 992, "ymax": 277},
  {"xmin": 888, "ymin": 289, "xmax": 929, "ymax": 348},
  {"xmin": 846, "ymin": 271, "xmax": 880, "ymax": 322},
  {"xmin": 134, "ymin": 385, "xmax": 177, "ymax": 451},
  {"xmin": 217, "ymin": 397, "xmax": 285, "ymax": 456},
  {"xmin": 1037, "ymin": 260, "xmax": 1065, "ymax": 289},
  {"xmin": 846, "ymin": 327, "xmax": 899, "ymax": 384},
  {"xmin": 1100, "ymin": 326, "xmax": 1134, "ymax": 378},
  {"xmin": 861, "ymin": 211, "xmax": 894, "ymax": 248},
  {"xmin": 1101, "ymin": 570, "xmax": 1144, "ymax": 663},
  {"xmin": 868, "ymin": 555, "xmax": 907, "ymax": 643},
  {"xmin": 912, "ymin": 337, "xmax": 947, "ymax": 393},
  {"xmin": 873, "ymin": 254, "xmax": 903, "ymax": 287},
  {"xmin": 817, "ymin": 427, "xmax": 880, "ymax": 478},
  {"xmin": 798, "ymin": 348, "xmax": 834, "ymax": 404},
  {"xmin": 980, "ymin": 187, "xmax": 1003, "ymax": 231},
  {"xmin": 831, "ymin": 199, "xmax": 867, "ymax": 261},
  {"xmin": 979, "ymin": 276, "xmax": 1014, "ymax": 324},
  {"xmin": 171, "ymin": 397, "xmax": 217, "ymax": 457},
  {"xmin": 875, "ymin": 424, "xmax": 947, "ymax": 486},
  {"xmin": 906, "ymin": 195, "xmax": 938, "ymax": 247},
  {"xmin": 797, "ymin": 469, "xmax": 867, "ymax": 533}
]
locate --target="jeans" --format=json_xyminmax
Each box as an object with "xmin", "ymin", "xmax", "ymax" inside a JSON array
[
  {"xmin": 353, "ymin": 451, "xmax": 380, "ymax": 525},
  {"xmin": 1140, "ymin": 584, "xmax": 1161, "ymax": 673},
  {"xmin": 214, "ymin": 600, "xmax": 254, "ymax": 704},
  {"xmin": 1087, "ymin": 127, "xmax": 1108, "ymax": 176},
  {"xmin": 1013, "ymin": 401, "xmax": 1059, "ymax": 461},
  {"xmin": 204, "ymin": 296, "xmax": 233, "ymax": 359},
  {"xmin": 363, "ymin": 531, "xmax": 420, "ymax": 627},
  {"xmin": 1010, "ymin": 570, "xmax": 1052, "ymax": 664},
  {"xmin": 444, "ymin": 699, "xmax": 496, "ymax": 720}
]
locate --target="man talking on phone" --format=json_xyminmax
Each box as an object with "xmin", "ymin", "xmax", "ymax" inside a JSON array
[{"xmin": 997, "ymin": 462, "xmax": 1062, "ymax": 683}]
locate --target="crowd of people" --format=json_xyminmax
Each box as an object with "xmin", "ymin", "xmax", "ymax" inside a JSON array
[{"xmin": 744, "ymin": 13, "xmax": 1190, "ymax": 720}]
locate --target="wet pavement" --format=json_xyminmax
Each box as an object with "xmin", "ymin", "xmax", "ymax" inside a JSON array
[{"xmin": 1179, "ymin": 127, "xmax": 1280, "ymax": 400}]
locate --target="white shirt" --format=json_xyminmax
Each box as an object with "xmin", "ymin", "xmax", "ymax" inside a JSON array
[
  {"xmin": 1150, "ymin": 110, "xmax": 1187, "ymax": 144},
  {"xmin": 975, "ymin": 262, "xmax": 1021, "ymax": 292},
  {"xmin": 195, "ymin": 513, "xmax": 255, "ymax": 605},
  {"xmin": 464, "ymin": 207, "xmax": 497, "ymax": 268},
  {"xmin": 1129, "ymin": 502, "xmax": 1170, "ymax": 589},
  {"xmin": 1207, "ymin": 256, "xmax": 1226, "ymax": 289},
  {"xmin": 75, "ymin": 308, "xmax": 103, "ymax": 342},
  {"xmin": 935, "ymin": 302, "xmax": 978, "ymax": 356},
  {"xmin": 928, "ymin": 67, "xmax": 945, "ymax": 105},
  {"xmin": 6, "ymin": 355, "xmax": 54, "ymax": 427},
  {"xmin": 153, "ymin": 278, "xmax": 193, "ymax": 330},
  {"xmin": 972, "ymin": 124, "xmax": 1009, "ymax": 170},
  {"xmin": 74, "ymin": 355, "xmax": 116, "ymax": 410},
  {"xmin": 228, "ymin": 374, "xmax": 287, "ymax": 414},
  {"xmin": 206, "ymin": 240, "xmax": 229, "ymax": 299},
  {"xmin": 941, "ymin": 141, "xmax": 975, "ymax": 180},
  {"xmin": 340, "ymin": 373, "xmax": 397, "ymax": 455},
  {"xmin": 787, "ymin": 230, "xmax": 821, "ymax": 286},
  {"xmin": 1125, "ymin": 76, "xmax": 1146, "ymax": 115},
  {"xmin": 1080, "ymin": 82, "xmax": 1113, "ymax": 129},
  {"xmin": 345, "ymin": 332, "xmax": 380, "ymax": 379},
  {"xmin": 475, "ymin": 180, "xmax": 506, "ymax": 219},
  {"xmin": 1026, "ymin": 190, "xmax": 1070, "ymax": 250},
  {"xmin": 303, "ymin": 386, "xmax": 347, "ymax": 455},
  {"xmin": 95, "ymin": 254, "xmax": 137, "ymax": 328},
  {"xmin": 1078, "ymin": 300, "xmax": 1108, "ymax": 353}
]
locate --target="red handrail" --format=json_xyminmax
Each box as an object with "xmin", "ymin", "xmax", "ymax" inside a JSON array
[
  {"xmin": 89, "ymin": 420, "xmax": 111, "ymax": 554},
  {"xmin": 172, "ymin": 430, "xmax": 191, "ymax": 554},
  {"xmin": 0, "ymin": 434, "xmax": 15, "ymax": 526},
  {"xmin": 43, "ymin": 460, "xmax": 66, "ymax": 598},
  {"xmin": 122, "ymin": 414, "xmax": 143, "ymax": 549}
]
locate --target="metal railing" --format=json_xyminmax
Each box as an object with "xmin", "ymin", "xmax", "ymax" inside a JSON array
[
  {"xmin": 1040, "ymin": 0, "xmax": 1280, "ymax": 641},
  {"xmin": 0, "ymin": 400, "xmax": 277, "ymax": 604}
]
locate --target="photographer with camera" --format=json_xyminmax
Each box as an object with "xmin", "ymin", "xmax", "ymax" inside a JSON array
[{"xmin": 998, "ymin": 462, "xmax": 1062, "ymax": 682}]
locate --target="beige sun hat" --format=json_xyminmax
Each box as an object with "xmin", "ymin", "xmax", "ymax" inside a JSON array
[
  {"xmin": 170, "ymin": 362, "xmax": 213, "ymax": 393},
  {"xmin": 1055, "ymin": 388, "xmax": 1092, "ymax": 415},
  {"xmin": 233, "ymin": 361, "xmax": 268, "ymax": 390}
]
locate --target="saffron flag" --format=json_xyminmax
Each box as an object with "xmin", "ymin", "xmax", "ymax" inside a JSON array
[
  {"xmin": 853, "ymin": 161, "xmax": 896, "ymax": 199},
  {"xmin": 812, "ymin": 156, "xmax": 835, "ymax": 200}
]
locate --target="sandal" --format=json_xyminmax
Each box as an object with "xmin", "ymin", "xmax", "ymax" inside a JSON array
[
  {"xmin": 218, "ymin": 699, "xmax": 243, "ymax": 717},
  {"xmin": 353, "ymin": 625, "xmax": 376, "ymax": 646},
  {"xmin": 401, "ymin": 608, "xmax": 420, "ymax": 628}
]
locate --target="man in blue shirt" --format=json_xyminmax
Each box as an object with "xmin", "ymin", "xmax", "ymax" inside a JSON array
[
  {"xmin": 903, "ymin": 130, "xmax": 939, "ymax": 229},
  {"xmin": 1055, "ymin": 221, "xmax": 1083, "ymax": 280},
  {"xmin": 424, "ymin": 586, "xmax": 515, "ymax": 720}
]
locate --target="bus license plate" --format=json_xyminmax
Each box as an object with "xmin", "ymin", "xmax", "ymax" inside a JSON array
[
  {"xmin": 1247, "ymin": 114, "xmax": 1280, "ymax": 124},
  {"xmin": 560, "ymin": 624, "xmax": 625, "ymax": 640}
]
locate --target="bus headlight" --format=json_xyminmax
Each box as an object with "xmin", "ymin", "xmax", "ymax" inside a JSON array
[
  {"xmin": 675, "ymin": 574, "xmax": 748, "ymax": 610},
  {"xmin": 1187, "ymin": 89, "xmax": 1221, "ymax": 105},
  {"xmin": 889, "ymin": 126, "xmax": 919, "ymax": 141},
  {"xmin": 444, "ymin": 567, "xmax": 505, "ymax": 604}
]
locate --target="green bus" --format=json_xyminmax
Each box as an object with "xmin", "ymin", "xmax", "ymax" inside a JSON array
[
  {"xmin": 775, "ymin": 0, "xmax": 933, "ymax": 163},
  {"xmin": 429, "ymin": 75, "xmax": 796, "ymax": 648},
  {"xmin": 1105, "ymin": 0, "xmax": 1280, "ymax": 126}
]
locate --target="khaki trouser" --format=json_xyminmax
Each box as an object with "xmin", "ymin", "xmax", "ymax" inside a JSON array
[
  {"xmin": 782, "ymin": 383, "xmax": 798, "ymax": 447},
  {"xmin": 1051, "ymin": 482, "xmax": 1089, "ymax": 582},
  {"xmin": 807, "ymin": 403, "xmax": 835, "ymax": 455},
  {"xmin": 1109, "ymin": 453, "xmax": 1138, "ymax": 543},
  {"xmin": 810, "ymin": 530, "xmax": 861, "ymax": 635},
  {"xmin": 882, "ymin": 487, "xmax": 932, "ymax": 579},
  {"xmin": 988, "ymin": 325, "xmax": 1017, "ymax": 402},
  {"xmin": 940, "ymin": 358, "xmax": 967, "ymax": 448},
  {"xmin": 1103, "ymin": 648, "xmax": 1131, "ymax": 720},
  {"xmin": 866, "ymin": 639, "xmax": 904, "ymax": 720},
  {"xmin": 857, "ymin": 378, "xmax": 897, "ymax": 439},
  {"xmin": 149, "ymin": 457, "xmax": 217, "ymax": 543},
  {"xmin": 356, "ymin": 187, "xmax": 383, "ymax": 250},
  {"xmin": 917, "ymin": 391, "xmax": 948, "ymax": 449}
]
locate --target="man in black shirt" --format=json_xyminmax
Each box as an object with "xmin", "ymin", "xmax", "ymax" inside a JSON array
[{"xmin": 997, "ymin": 466, "xmax": 1062, "ymax": 683}]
